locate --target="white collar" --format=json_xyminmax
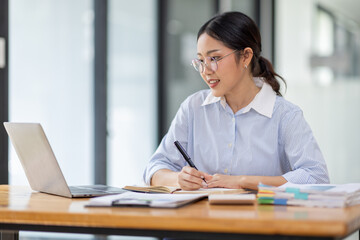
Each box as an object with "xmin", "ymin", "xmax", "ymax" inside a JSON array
[{"xmin": 201, "ymin": 77, "xmax": 276, "ymax": 118}]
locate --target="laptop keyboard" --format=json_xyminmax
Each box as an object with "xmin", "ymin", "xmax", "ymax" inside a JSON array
[{"xmin": 69, "ymin": 185, "xmax": 125, "ymax": 194}]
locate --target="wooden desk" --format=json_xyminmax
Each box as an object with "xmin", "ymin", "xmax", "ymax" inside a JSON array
[{"xmin": 1, "ymin": 185, "xmax": 360, "ymax": 240}]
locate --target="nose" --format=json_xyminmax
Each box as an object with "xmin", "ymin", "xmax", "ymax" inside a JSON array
[{"xmin": 202, "ymin": 61, "xmax": 214, "ymax": 75}]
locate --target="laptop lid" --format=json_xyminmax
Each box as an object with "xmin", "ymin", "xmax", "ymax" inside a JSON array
[{"xmin": 4, "ymin": 122, "xmax": 72, "ymax": 198}]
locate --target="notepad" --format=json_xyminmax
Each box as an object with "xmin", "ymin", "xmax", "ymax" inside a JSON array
[
  {"xmin": 208, "ymin": 194, "xmax": 256, "ymax": 205},
  {"xmin": 86, "ymin": 191, "xmax": 207, "ymax": 208}
]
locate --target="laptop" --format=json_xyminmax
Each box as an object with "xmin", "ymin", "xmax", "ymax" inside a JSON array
[{"xmin": 3, "ymin": 122, "xmax": 126, "ymax": 198}]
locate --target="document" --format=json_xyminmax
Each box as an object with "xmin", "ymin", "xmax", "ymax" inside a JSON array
[
  {"xmin": 86, "ymin": 191, "xmax": 207, "ymax": 208},
  {"xmin": 179, "ymin": 187, "xmax": 247, "ymax": 195}
]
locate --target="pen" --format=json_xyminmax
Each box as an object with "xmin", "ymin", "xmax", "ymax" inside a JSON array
[{"xmin": 174, "ymin": 141, "xmax": 207, "ymax": 184}]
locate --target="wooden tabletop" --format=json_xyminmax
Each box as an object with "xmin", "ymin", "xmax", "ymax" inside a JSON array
[{"xmin": 1, "ymin": 185, "xmax": 360, "ymax": 239}]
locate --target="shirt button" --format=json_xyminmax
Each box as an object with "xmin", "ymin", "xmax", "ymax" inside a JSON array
[
  {"xmin": 228, "ymin": 143, "xmax": 232, "ymax": 148},
  {"xmin": 232, "ymin": 117, "xmax": 235, "ymax": 123},
  {"xmin": 224, "ymin": 168, "xmax": 228, "ymax": 173}
]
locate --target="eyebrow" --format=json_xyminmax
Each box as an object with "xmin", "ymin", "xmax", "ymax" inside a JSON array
[{"xmin": 197, "ymin": 49, "xmax": 221, "ymax": 56}]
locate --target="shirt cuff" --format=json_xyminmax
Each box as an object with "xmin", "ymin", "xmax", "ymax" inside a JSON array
[{"xmin": 282, "ymin": 169, "xmax": 313, "ymax": 184}]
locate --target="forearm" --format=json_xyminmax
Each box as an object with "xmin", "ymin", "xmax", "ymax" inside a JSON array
[
  {"xmin": 240, "ymin": 175, "xmax": 287, "ymax": 190},
  {"xmin": 150, "ymin": 169, "xmax": 180, "ymax": 187}
]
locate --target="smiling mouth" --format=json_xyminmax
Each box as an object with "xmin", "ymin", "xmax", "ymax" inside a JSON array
[
  {"xmin": 208, "ymin": 79, "xmax": 219, "ymax": 84},
  {"xmin": 207, "ymin": 79, "xmax": 220, "ymax": 88}
]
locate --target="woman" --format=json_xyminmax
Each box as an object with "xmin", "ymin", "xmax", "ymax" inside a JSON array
[{"xmin": 143, "ymin": 11, "xmax": 329, "ymax": 190}]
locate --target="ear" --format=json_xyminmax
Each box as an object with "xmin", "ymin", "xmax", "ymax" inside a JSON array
[{"xmin": 242, "ymin": 47, "xmax": 254, "ymax": 69}]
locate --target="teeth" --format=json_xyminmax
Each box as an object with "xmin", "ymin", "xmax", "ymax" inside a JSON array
[{"xmin": 209, "ymin": 80, "xmax": 219, "ymax": 84}]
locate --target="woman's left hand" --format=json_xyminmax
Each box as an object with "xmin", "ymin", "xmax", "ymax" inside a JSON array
[
  {"xmin": 206, "ymin": 174, "xmax": 244, "ymax": 189},
  {"xmin": 206, "ymin": 174, "xmax": 287, "ymax": 190}
]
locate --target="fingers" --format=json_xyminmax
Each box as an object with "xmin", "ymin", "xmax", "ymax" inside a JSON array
[
  {"xmin": 202, "ymin": 172, "xmax": 213, "ymax": 182},
  {"xmin": 206, "ymin": 174, "xmax": 242, "ymax": 189},
  {"xmin": 183, "ymin": 166, "xmax": 204, "ymax": 179},
  {"xmin": 206, "ymin": 174, "xmax": 222, "ymax": 188},
  {"xmin": 178, "ymin": 166, "xmax": 208, "ymax": 190}
]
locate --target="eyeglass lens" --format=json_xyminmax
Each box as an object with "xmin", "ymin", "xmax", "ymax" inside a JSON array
[
  {"xmin": 192, "ymin": 57, "xmax": 217, "ymax": 73},
  {"xmin": 192, "ymin": 49, "xmax": 239, "ymax": 73}
]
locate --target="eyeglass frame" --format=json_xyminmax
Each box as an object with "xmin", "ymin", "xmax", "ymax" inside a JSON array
[{"xmin": 191, "ymin": 49, "xmax": 240, "ymax": 73}]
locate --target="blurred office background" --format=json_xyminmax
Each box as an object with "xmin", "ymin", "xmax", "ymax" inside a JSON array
[{"xmin": 0, "ymin": 0, "xmax": 359, "ymax": 239}]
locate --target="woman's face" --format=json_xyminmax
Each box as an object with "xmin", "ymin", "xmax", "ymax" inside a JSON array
[{"xmin": 196, "ymin": 33, "xmax": 247, "ymax": 97}]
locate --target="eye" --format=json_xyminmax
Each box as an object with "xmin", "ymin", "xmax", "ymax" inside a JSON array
[{"xmin": 210, "ymin": 56, "xmax": 221, "ymax": 61}]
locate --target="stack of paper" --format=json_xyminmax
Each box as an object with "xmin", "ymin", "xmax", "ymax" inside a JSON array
[{"xmin": 257, "ymin": 182, "xmax": 360, "ymax": 208}]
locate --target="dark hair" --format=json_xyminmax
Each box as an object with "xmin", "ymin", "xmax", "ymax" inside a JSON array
[{"xmin": 197, "ymin": 11, "xmax": 286, "ymax": 96}]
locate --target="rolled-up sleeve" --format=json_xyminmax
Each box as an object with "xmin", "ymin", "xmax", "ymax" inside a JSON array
[
  {"xmin": 280, "ymin": 109, "xmax": 330, "ymax": 184},
  {"xmin": 143, "ymin": 99, "xmax": 190, "ymax": 185}
]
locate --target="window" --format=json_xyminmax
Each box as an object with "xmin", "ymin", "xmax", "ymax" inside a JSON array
[
  {"xmin": 107, "ymin": 0, "xmax": 157, "ymax": 186},
  {"xmin": 164, "ymin": 0, "xmax": 215, "ymax": 130},
  {"xmin": 9, "ymin": 0, "xmax": 94, "ymax": 185},
  {"xmin": 276, "ymin": 0, "xmax": 360, "ymax": 184}
]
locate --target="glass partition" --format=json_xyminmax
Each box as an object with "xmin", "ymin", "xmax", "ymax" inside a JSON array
[
  {"xmin": 220, "ymin": 0, "xmax": 257, "ymax": 20},
  {"xmin": 164, "ymin": 0, "xmax": 214, "ymax": 130},
  {"xmin": 107, "ymin": 0, "xmax": 157, "ymax": 186},
  {"xmin": 276, "ymin": 0, "xmax": 360, "ymax": 186},
  {"xmin": 9, "ymin": 0, "xmax": 93, "ymax": 186}
]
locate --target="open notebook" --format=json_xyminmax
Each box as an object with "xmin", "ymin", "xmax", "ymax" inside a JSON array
[{"xmin": 123, "ymin": 185, "xmax": 247, "ymax": 195}]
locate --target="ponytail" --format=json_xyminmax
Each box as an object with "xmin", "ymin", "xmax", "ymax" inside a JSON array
[{"xmin": 256, "ymin": 56, "xmax": 286, "ymax": 96}]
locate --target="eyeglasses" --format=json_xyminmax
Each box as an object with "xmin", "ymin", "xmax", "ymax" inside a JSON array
[{"xmin": 191, "ymin": 49, "xmax": 239, "ymax": 73}]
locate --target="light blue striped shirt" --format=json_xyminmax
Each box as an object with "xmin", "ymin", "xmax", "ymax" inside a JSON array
[{"xmin": 143, "ymin": 78, "xmax": 329, "ymax": 185}]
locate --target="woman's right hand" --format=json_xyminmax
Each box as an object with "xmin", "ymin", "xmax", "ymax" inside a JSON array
[{"xmin": 177, "ymin": 166, "xmax": 212, "ymax": 190}]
